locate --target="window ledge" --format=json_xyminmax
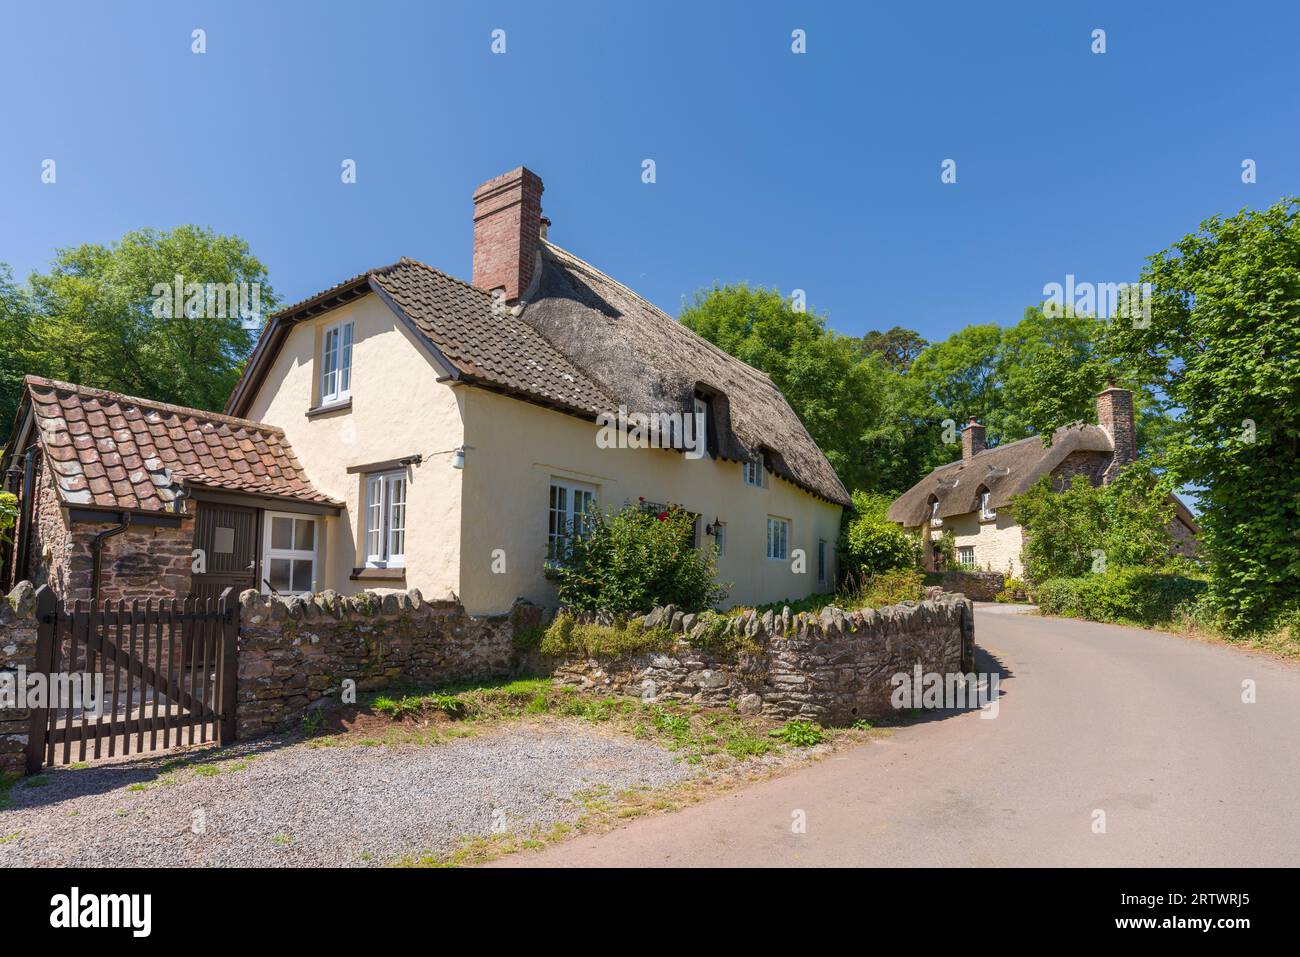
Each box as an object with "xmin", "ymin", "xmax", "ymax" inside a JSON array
[
  {"xmin": 307, "ymin": 399, "xmax": 352, "ymax": 418},
  {"xmin": 350, "ymin": 567, "xmax": 406, "ymax": 582}
]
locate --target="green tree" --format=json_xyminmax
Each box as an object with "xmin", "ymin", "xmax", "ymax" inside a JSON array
[
  {"xmin": 857, "ymin": 326, "xmax": 928, "ymax": 371},
  {"xmin": 680, "ymin": 284, "xmax": 887, "ymax": 493},
  {"xmin": 8, "ymin": 225, "xmax": 276, "ymax": 435},
  {"xmin": 1001, "ymin": 304, "xmax": 1177, "ymax": 453},
  {"xmin": 1102, "ymin": 198, "xmax": 1300, "ymax": 631},
  {"xmin": 0, "ymin": 265, "xmax": 35, "ymax": 436},
  {"xmin": 907, "ymin": 322, "xmax": 1004, "ymax": 436}
]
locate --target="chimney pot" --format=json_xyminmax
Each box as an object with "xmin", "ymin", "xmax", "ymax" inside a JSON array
[{"xmin": 472, "ymin": 166, "xmax": 544, "ymax": 303}]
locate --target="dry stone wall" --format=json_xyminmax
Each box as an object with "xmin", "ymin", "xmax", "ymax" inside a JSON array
[
  {"xmin": 235, "ymin": 588, "xmax": 519, "ymax": 738},
  {"xmin": 940, "ymin": 570, "xmax": 1005, "ymax": 601},
  {"xmin": 552, "ymin": 593, "xmax": 975, "ymax": 724},
  {"xmin": 6, "ymin": 579, "xmax": 979, "ymax": 768}
]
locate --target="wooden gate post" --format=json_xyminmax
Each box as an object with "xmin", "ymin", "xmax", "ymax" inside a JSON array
[
  {"xmin": 218, "ymin": 587, "xmax": 239, "ymax": 746},
  {"xmin": 24, "ymin": 585, "xmax": 58, "ymax": 775}
]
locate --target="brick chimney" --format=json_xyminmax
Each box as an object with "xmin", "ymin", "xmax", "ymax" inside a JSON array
[
  {"xmin": 962, "ymin": 417, "xmax": 986, "ymax": 460},
  {"xmin": 472, "ymin": 166, "xmax": 544, "ymax": 303},
  {"xmin": 1096, "ymin": 381, "xmax": 1136, "ymax": 480}
]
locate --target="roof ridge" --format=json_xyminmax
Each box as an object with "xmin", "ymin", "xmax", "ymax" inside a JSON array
[
  {"xmin": 540, "ymin": 240, "xmax": 777, "ymax": 387},
  {"xmin": 963, "ymin": 422, "xmax": 1102, "ymax": 458},
  {"xmin": 24, "ymin": 376, "xmax": 287, "ymax": 436}
]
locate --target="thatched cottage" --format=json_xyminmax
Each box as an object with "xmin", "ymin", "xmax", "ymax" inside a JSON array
[
  {"xmin": 887, "ymin": 384, "xmax": 1199, "ymax": 576},
  {"xmin": 1, "ymin": 167, "xmax": 848, "ymax": 614}
]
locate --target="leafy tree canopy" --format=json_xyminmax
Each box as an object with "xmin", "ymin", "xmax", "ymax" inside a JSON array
[
  {"xmin": 1101, "ymin": 197, "xmax": 1300, "ymax": 631},
  {"xmin": 1, "ymin": 225, "xmax": 276, "ymax": 441},
  {"xmin": 680, "ymin": 283, "xmax": 890, "ymax": 493}
]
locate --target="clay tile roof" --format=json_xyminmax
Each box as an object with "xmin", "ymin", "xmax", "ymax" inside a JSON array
[
  {"xmin": 22, "ymin": 377, "xmax": 341, "ymax": 514},
  {"xmin": 368, "ymin": 259, "xmax": 614, "ymax": 416}
]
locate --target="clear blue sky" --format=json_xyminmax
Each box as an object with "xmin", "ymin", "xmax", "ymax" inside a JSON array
[{"xmin": 2, "ymin": 0, "xmax": 1298, "ymax": 343}]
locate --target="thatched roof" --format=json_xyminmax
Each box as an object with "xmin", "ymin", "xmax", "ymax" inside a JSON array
[
  {"xmin": 887, "ymin": 424, "xmax": 1115, "ymax": 527},
  {"xmin": 521, "ymin": 242, "xmax": 851, "ymax": 506}
]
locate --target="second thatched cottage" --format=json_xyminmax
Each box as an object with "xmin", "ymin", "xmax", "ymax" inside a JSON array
[
  {"xmin": 2, "ymin": 167, "xmax": 848, "ymax": 614},
  {"xmin": 887, "ymin": 384, "xmax": 1199, "ymax": 577}
]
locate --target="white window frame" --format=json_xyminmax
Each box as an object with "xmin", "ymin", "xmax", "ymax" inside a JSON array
[
  {"xmin": 958, "ymin": 545, "xmax": 977, "ymax": 569},
  {"xmin": 320, "ymin": 318, "xmax": 354, "ymax": 407},
  {"xmin": 713, "ymin": 521, "xmax": 726, "ymax": 557},
  {"xmin": 693, "ymin": 396, "xmax": 708, "ymax": 456},
  {"xmin": 262, "ymin": 512, "xmax": 318, "ymax": 596},
  {"xmin": 766, "ymin": 516, "xmax": 790, "ymax": 561},
  {"xmin": 930, "ymin": 499, "xmax": 943, "ymax": 527},
  {"xmin": 365, "ymin": 470, "xmax": 407, "ymax": 567},
  {"xmin": 743, "ymin": 459, "xmax": 765, "ymax": 488},
  {"xmin": 547, "ymin": 478, "xmax": 598, "ymax": 563},
  {"xmin": 979, "ymin": 491, "xmax": 996, "ymax": 521},
  {"xmin": 817, "ymin": 539, "xmax": 827, "ymax": 585}
]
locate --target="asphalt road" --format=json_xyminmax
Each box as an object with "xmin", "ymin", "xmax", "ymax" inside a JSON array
[{"xmin": 501, "ymin": 605, "xmax": 1300, "ymax": 867}]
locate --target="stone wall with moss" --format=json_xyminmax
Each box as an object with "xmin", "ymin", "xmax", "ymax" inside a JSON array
[
  {"xmin": 545, "ymin": 593, "xmax": 975, "ymax": 724},
  {"xmin": 235, "ymin": 588, "xmax": 529, "ymax": 738}
]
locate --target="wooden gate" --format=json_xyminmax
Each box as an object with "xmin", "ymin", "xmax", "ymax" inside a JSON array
[{"xmin": 24, "ymin": 585, "xmax": 239, "ymax": 773}]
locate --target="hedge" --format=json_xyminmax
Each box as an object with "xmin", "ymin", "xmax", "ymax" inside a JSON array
[{"xmin": 1035, "ymin": 567, "xmax": 1207, "ymax": 628}]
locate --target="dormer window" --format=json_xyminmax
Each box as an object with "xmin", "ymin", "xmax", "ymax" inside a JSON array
[
  {"xmin": 743, "ymin": 458, "xmax": 765, "ymax": 488},
  {"xmin": 979, "ymin": 489, "xmax": 996, "ymax": 521},
  {"xmin": 692, "ymin": 396, "xmax": 709, "ymax": 458},
  {"xmin": 929, "ymin": 498, "xmax": 942, "ymax": 527}
]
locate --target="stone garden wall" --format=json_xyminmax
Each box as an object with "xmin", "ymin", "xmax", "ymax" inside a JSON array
[
  {"xmin": 5, "ymin": 579, "xmax": 978, "ymax": 769},
  {"xmin": 0, "ymin": 583, "xmax": 39, "ymax": 776},
  {"xmin": 235, "ymin": 588, "xmax": 521, "ymax": 738},
  {"xmin": 940, "ymin": 570, "xmax": 1005, "ymax": 602},
  {"xmin": 551, "ymin": 593, "xmax": 975, "ymax": 724}
]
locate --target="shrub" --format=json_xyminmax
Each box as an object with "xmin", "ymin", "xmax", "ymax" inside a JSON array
[
  {"xmin": 1035, "ymin": 567, "xmax": 1208, "ymax": 627},
  {"xmin": 770, "ymin": 720, "xmax": 824, "ymax": 747},
  {"xmin": 843, "ymin": 568, "xmax": 926, "ymax": 609},
  {"xmin": 546, "ymin": 502, "xmax": 729, "ymax": 614},
  {"xmin": 840, "ymin": 491, "xmax": 920, "ymax": 578},
  {"xmin": 1011, "ymin": 465, "xmax": 1177, "ymax": 583},
  {"xmin": 538, "ymin": 612, "xmax": 674, "ymax": 659},
  {"xmin": 994, "ymin": 576, "xmax": 1031, "ymax": 603},
  {"xmin": 0, "ymin": 491, "xmax": 16, "ymax": 546}
]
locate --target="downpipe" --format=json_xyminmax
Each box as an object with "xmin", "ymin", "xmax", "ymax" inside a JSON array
[{"xmin": 90, "ymin": 512, "xmax": 132, "ymax": 603}]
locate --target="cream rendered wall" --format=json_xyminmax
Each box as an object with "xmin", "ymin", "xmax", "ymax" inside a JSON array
[
  {"xmin": 942, "ymin": 511, "xmax": 1025, "ymax": 576},
  {"xmin": 457, "ymin": 387, "xmax": 843, "ymax": 615},
  {"xmin": 243, "ymin": 295, "xmax": 465, "ymax": 598}
]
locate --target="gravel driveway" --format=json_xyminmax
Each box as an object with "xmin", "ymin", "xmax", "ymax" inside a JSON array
[{"xmin": 0, "ymin": 721, "xmax": 696, "ymax": 867}]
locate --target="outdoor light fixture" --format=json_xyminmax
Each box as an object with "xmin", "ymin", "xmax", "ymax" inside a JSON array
[
  {"xmin": 705, "ymin": 516, "xmax": 722, "ymax": 536},
  {"xmin": 451, "ymin": 446, "xmax": 466, "ymax": 470}
]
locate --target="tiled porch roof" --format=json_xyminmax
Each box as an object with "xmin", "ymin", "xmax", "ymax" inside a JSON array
[{"xmin": 22, "ymin": 376, "xmax": 340, "ymax": 514}]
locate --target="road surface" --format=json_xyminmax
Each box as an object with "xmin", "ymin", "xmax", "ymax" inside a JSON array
[{"xmin": 500, "ymin": 605, "xmax": 1300, "ymax": 867}]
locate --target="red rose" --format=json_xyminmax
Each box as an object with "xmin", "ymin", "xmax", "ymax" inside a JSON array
[{"xmin": 657, "ymin": 511, "xmax": 668, "ymax": 521}]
